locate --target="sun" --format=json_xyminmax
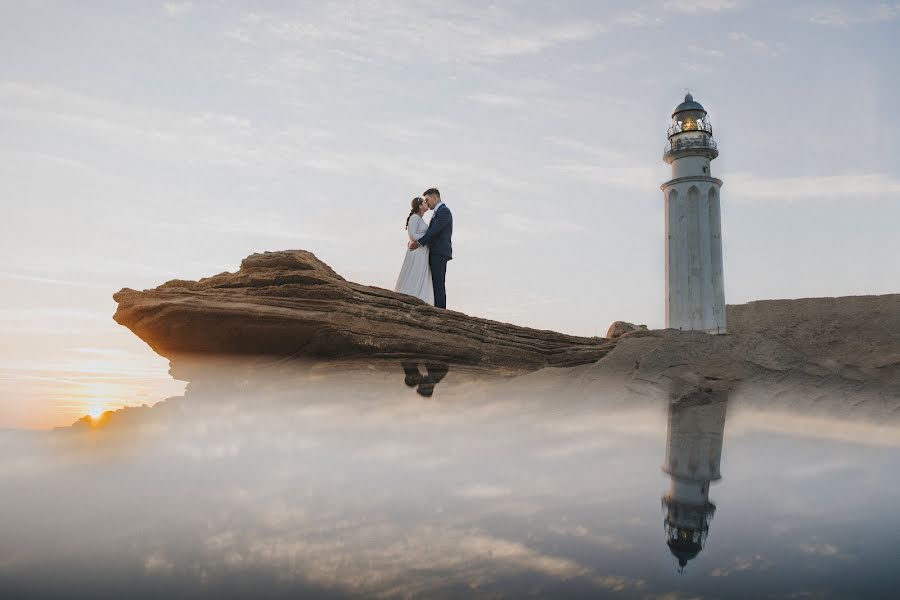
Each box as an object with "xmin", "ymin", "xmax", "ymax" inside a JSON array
[
  {"xmin": 77, "ymin": 382, "xmax": 123, "ymax": 422},
  {"xmin": 84, "ymin": 400, "xmax": 112, "ymax": 421},
  {"xmin": 87, "ymin": 405, "xmax": 107, "ymax": 419}
]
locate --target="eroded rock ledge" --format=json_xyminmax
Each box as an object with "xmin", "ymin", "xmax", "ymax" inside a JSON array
[
  {"xmin": 113, "ymin": 250, "xmax": 615, "ymax": 369},
  {"xmin": 113, "ymin": 249, "xmax": 900, "ymax": 402}
]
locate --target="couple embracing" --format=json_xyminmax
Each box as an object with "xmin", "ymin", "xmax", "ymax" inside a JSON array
[{"xmin": 394, "ymin": 188, "xmax": 453, "ymax": 309}]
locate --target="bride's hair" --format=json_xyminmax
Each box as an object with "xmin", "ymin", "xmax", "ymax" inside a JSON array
[{"xmin": 406, "ymin": 197, "xmax": 425, "ymax": 229}]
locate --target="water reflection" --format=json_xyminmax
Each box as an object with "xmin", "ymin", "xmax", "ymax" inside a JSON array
[
  {"xmin": 661, "ymin": 388, "xmax": 727, "ymax": 572},
  {"xmin": 400, "ymin": 361, "xmax": 450, "ymax": 397},
  {"xmin": 1, "ymin": 357, "xmax": 899, "ymax": 598}
]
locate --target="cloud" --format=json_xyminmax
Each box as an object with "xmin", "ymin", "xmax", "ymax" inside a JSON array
[
  {"xmin": 709, "ymin": 554, "xmax": 773, "ymax": 576},
  {"xmin": 543, "ymin": 137, "xmax": 627, "ymax": 162},
  {"xmin": 728, "ymin": 172, "xmax": 900, "ymax": 201},
  {"xmin": 230, "ymin": 5, "xmax": 611, "ymax": 67},
  {"xmin": 454, "ymin": 483, "xmax": 511, "ymax": 499},
  {"xmin": 0, "ymin": 81, "xmax": 352, "ymax": 177},
  {"xmin": 665, "ymin": 0, "xmax": 739, "ymax": 13},
  {"xmin": 543, "ymin": 163, "xmax": 663, "ymax": 192},
  {"xmin": 729, "ymin": 409, "xmax": 900, "ymax": 448},
  {"xmin": 728, "ymin": 31, "xmax": 788, "ymax": 56},
  {"xmin": 464, "ymin": 93, "xmax": 525, "ymax": 107},
  {"xmin": 797, "ymin": 541, "xmax": 857, "ymax": 561},
  {"xmin": 588, "ymin": 574, "xmax": 646, "ymax": 591},
  {"xmin": 65, "ymin": 347, "xmax": 127, "ymax": 357},
  {"xmin": 161, "ymin": 2, "xmax": 193, "ymax": 18},
  {"xmin": 546, "ymin": 523, "xmax": 634, "ymax": 551},
  {"xmin": 474, "ymin": 22, "xmax": 606, "ymax": 58},
  {"xmin": 0, "ymin": 271, "xmax": 109, "ymax": 290},
  {"xmin": 219, "ymin": 0, "xmax": 668, "ymax": 86},
  {"xmin": 181, "ymin": 214, "xmax": 346, "ymax": 244},
  {"xmin": 0, "ymin": 308, "xmax": 109, "ymax": 323},
  {"xmin": 784, "ymin": 460, "xmax": 862, "ymax": 480},
  {"xmin": 199, "ymin": 520, "xmax": 645, "ymax": 596},
  {"xmin": 0, "ymin": 81, "xmax": 550, "ymax": 207},
  {"xmin": 611, "ymin": 11, "xmax": 664, "ymax": 26},
  {"xmin": 809, "ymin": 3, "xmax": 900, "ymax": 26},
  {"xmin": 143, "ymin": 551, "xmax": 176, "ymax": 574},
  {"xmin": 498, "ymin": 213, "xmax": 588, "ymax": 235},
  {"xmin": 565, "ymin": 52, "xmax": 649, "ymax": 74},
  {"xmin": 456, "ymin": 534, "xmax": 642, "ymax": 588},
  {"xmin": 689, "ymin": 45, "xmax": 727, "ymax": 58}
]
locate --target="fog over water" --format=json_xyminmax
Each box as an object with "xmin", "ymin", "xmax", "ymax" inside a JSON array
[{"xmin": 1, "ymin": 358, "xmax": 897, "ymax": 598}]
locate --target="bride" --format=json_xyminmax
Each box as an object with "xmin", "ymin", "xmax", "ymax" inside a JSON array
[{"xmin": 394, "ymin": 197, "xmax": 434, "ymax": 305}]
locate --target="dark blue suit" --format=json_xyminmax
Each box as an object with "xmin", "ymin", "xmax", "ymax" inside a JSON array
[{"xmin": 417, "ymin": 203, "xmax": 453, "ymax": 309}]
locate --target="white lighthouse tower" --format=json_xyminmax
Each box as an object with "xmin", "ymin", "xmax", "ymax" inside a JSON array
[
  {"xmin": 662, "ymin": 94, "xmax": 726, "ymax": 333},
  {"xmin": 661, "ymin": 390, "xmax": 728, "ymax": 571}
]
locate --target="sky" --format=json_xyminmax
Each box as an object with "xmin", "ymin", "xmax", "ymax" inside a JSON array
[{"xmin": 1, "ymin": 0, "xmax": 899, "ymax": 428}]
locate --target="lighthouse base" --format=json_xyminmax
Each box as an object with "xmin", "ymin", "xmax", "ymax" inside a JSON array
[{"xmin": 663, "ymin": 176, "xmax": 726, "ymax": 334}]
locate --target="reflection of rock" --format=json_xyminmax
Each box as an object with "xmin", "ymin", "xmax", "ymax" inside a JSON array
[
  {"xmin": 605, "ymin": 321, "xmax": 648, "ymax": 339},
  {"xmin": 113, "ymin": 250, "xmax": 614, "ymax": 370},
  {"xmin": 661, "ymin": 387, "xmax": 728, "ymax": 572}
]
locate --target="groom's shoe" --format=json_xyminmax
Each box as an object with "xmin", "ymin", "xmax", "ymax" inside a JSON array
[
  {"xmin": 401, "ymin": 362, "xmax": 423, "ymax": 387},
  {"xmin": 417, "ymin": 362, "xmax": 450, "ymax": 397},
  {"xmin": 424, "ymin": 362, "xmax": 449, "ymax": 384}
]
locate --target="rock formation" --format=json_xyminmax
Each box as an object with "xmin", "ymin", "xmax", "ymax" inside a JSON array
[
  {"xmin": 113, "ymin": 249, "xmax": 900, "ymax": 405},
  {"xmin": 578, "ymin": 295, "xmax": 900, "ymax": 412},
  {"xmin": 113, "ymin": 250, "xmax": 614, "ymax": 370},
  {"xmin": 606, "ymin": 321, "xmax": 649, "ymax": 339}
]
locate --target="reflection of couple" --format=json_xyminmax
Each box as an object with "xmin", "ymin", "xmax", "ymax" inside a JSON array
[
  {"xmin": 401, "ymin": 361, "xmax": 450, "ymax": 397},
  {"xmin": 394, "ymin": 188, "xmax": 453, "ymax": 309}
]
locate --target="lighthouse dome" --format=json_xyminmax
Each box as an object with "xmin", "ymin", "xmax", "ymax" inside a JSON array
[
  {"xmin": 667, "ymin": 534, "xmax": 703, "ymax": 569},
  {"xmin": 672, "ymin": 93, "xmax": 706, "ymax": 117}
]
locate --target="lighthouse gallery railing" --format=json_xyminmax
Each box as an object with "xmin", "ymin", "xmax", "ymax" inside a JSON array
[{"xmin": 663, "ymin": 137, "xmax": 718, "ymax": 157}]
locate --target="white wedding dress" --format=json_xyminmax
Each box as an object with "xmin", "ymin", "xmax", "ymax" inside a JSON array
[{"xmin": 394, "ymin": 214, "xmax": 434, "ymax": 305}]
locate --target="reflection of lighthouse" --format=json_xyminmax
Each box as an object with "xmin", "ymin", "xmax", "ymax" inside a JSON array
[{"xmin": 661, "ymin": 390, "xmax": 728, "ymax": 571}]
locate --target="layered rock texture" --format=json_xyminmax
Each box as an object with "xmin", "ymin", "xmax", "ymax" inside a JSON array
[
  {"xmin": 113, "ymin": 250, "xmax": 614, "ymax": 370},
  {"xmin": 113, "ymin": 249, "xmax": 900, "ymax": 403},
  {"xmin": 576, "ymin": 294, "xmax": 900, "ymax": 412},
  {"xmin": 605, "ymin": 321, "xmax": 649, "ymax": 339}
]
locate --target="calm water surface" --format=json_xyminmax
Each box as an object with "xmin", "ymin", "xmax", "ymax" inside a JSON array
[{"xmin": 1, "ymin": 359, "xmax": 898, "ymax": 598}]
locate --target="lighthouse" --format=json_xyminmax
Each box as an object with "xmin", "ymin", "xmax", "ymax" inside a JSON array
[
  {"xmin": 662, "ymin": 94, "xmax": 726, "ymax": 333},
  {"xmin": 661, "ymin": 389, "xmax": 728, "ymax": 571}
]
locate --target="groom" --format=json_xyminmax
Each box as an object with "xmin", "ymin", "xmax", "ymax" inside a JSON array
[{"xmin": 408, "ymin": 188, "xmax": 452, "ymax": 309}]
